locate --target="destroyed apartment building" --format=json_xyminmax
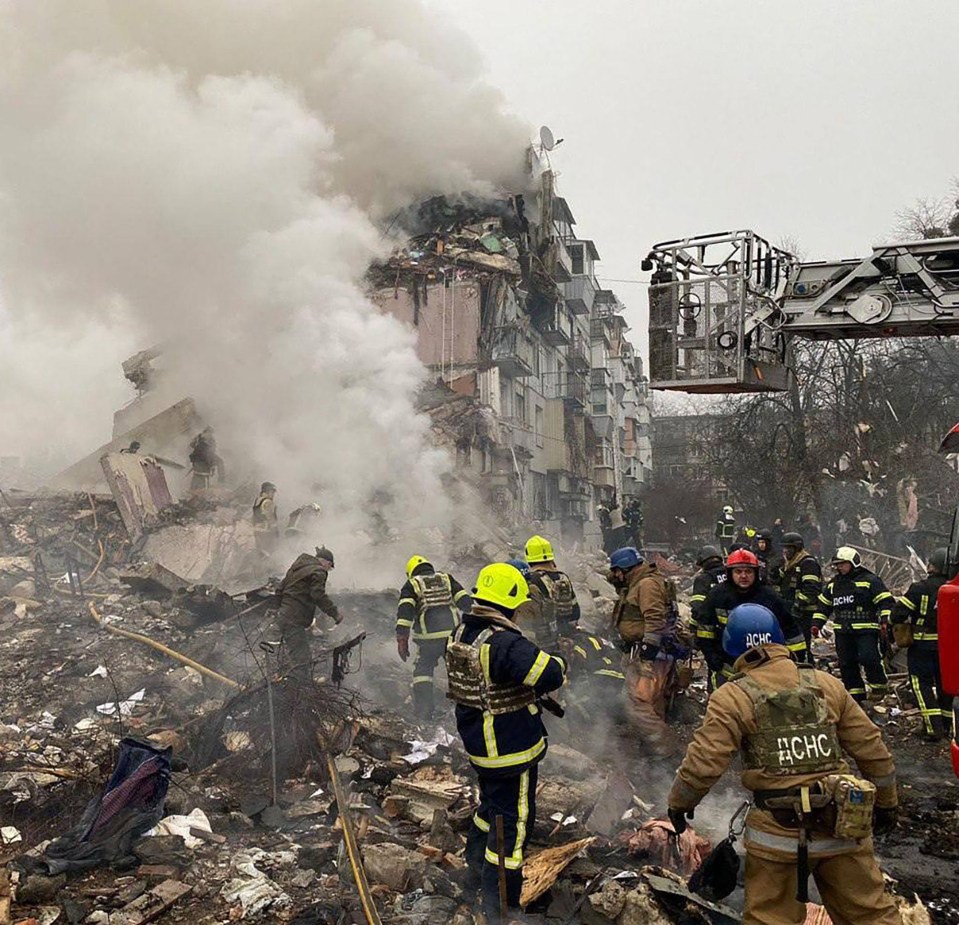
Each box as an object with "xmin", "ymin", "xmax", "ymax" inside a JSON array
[{"xmin": 371, "ymin": 163, "xmax": 652, "ymax": 545}]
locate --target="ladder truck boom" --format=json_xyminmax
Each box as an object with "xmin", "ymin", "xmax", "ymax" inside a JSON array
[{"xmin": 645, "ymin": 230, "xmax": 959, "ymax": 393}]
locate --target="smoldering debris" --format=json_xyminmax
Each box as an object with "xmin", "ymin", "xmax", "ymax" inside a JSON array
[{"xmin": 1, "ymin": 494, "xmax": 947, "ymax": 925}]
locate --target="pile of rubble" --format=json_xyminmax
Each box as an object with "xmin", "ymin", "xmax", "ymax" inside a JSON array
[{"xmin": 0, "ymin": 470, "xmax": 948, "ymax": 925}]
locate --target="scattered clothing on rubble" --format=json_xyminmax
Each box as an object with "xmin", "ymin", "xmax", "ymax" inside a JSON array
[
  {"xmin": 21, "ymin": 738, "xmax": 171, "ymax": 876},
  {"xmin": 395, "ymin": 555, "xmax": 471, "ymax": 720}
]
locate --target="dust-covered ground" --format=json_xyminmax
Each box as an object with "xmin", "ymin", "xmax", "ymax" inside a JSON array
[{"xmin": 1, "ymin": 565, "xmax": 954, "ymax": 924}]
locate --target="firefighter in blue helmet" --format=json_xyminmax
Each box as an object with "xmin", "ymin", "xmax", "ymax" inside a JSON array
[
  {"xmin": 668, "ymin": 603, "xmax": 900, "ymax": 925},
  {"xmin": 446, "ymin": 563, "xmax": 567, "ymax": 921}
]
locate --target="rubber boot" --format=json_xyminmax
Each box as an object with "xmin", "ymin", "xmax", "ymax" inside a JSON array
[{"xmin": 413, "ymin": 682, "xmax": 434, "ymax": 721}]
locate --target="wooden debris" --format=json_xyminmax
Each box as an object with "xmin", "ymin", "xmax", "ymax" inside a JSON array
[
  {"xmin": 109, "ymin": 880, "xmax": 192, "ymax": 925},
  {"xmin": 520, "ymin": 836, "xmax": 595, "ymax": 907}
]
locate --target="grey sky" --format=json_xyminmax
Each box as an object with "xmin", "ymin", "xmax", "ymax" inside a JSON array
[{"xmin": 434, "ymin": 0, "xmax": 959, "ymax": 360}]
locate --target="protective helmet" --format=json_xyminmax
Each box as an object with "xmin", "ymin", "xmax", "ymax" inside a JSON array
[
  {"xmin": 928, "ymin": 547, "xmax": 949, "ymax": 575},
  {"xmin": 505, "ymin": 557, "xmax": 530, "ymax": 577},
  {"xmin": 315, "ymin": 545, "xmax": 335, "ymax": 566},
  {"xmin": 744, "ymin": 527, "xmax": 757, "ymax": 539},
  {"xmin": 405, "ymin": 555, "xmax": 431, "ymax": 579},
  {"xmin": 757, "ymin": 528, "xmax": 773, "ymax": 542},
  {"xmin": 525, "ymin": 535, "xmax": 555, "ymax": 564},
  {"xmin": 473, "ymin": 563, "xmax": 530, "ymax": 612},
  {"xmin": 831, "ymin": 546, "xmax": 861, "ymax": 568},
  {"xmin": 723, "ymin": 505, "xmax": 734, "ymax": 515},
  {"xmin": 697, "ymin": 545, "xmax": 723, "ymax": 566},
  {"xmin": 726, "ymin": 548, "xmax": 760, "ymax": 569},
  {"xmin": 722, "ymin": 603, "xmax": 784, "ymax": 658},
  {"xmin": 261, "ymin": 481, "xmax": 277, "ymax": 492},
  {"xmin": 781, "ymin": 531, "xmax": 804, "ymax": 550},
  {"xmin": 610, "ymin": 547, "xmax": 644, "ymax": 570}
]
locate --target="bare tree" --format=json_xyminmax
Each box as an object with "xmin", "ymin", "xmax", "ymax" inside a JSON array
[
  {"xmin": 703, "ymin": 338, "xmax": 959, "ymax": 554},
  {"xmin": 893, "ymin": 191, "xmax": 959, "ymax": 240}
]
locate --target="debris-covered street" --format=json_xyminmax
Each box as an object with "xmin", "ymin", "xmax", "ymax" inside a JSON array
[{"xmin": 2, "ymin": 3, "xmax": 959, "ymax": 925}]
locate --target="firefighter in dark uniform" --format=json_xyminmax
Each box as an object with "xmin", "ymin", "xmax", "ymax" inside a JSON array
[
  {"xmin": 699, "ymin": 548, "xmax": 807, "ymax": 688},
  {"xmin": 252, "ymin": 481, "xmax": 279, "ymax": 555},
  {"xmin": 523, "ymin": 535, "xmax": 580, "ymax": 651},
  {"xmin": 715, "ymin": 505, "xmax": 736, "ymax": 556},
  {"xmin": 691, "ymin": 546, "xmax": 726, "ymax": 690},
  {"xmin": 563, "ymin": 626, "xmax": 626, "ymax": 727},
  {"xmin": 690, "ymin": 545, "xmax": 725, "ymax": 627},
  {"xmin": 753, "ymin": 528, "xmax": 781, "ymax": 585},
  {"xmin": 813, "ymin": 547, "xmax": 893, "ymax": 704},
  {"xmin": 668, "ymin": 604, "xmax": 901, "ymax": 925},
  {"xmin": 395, "ymin": 555, "xmax": 472, "ymax": 720},
  {"xmin": 778, "ymin": 531, "xmax": 823, "ymax": 660},
  {"xmin": 445, "ymin": 563, "xmax": 567, "ymax": 921},
  {"xmin": 270, "ymin": 545, "xmax": 340, "ymax": 680},
  {"xmin": 891, "ymin": 547, "xmax": 955, "ymax": 740}
]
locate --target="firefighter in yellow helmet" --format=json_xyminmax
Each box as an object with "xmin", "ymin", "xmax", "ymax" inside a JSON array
[
  {"xmin": 523, "ymin": 535, "xmax": 580, "ymax": 652},
  {"xmin": 446, "ymin": 563, "xmax": 567, "ymax": 921},
  {"xmin": 395, "ymin": 555, "xmax": 472, "ymax": 720}
]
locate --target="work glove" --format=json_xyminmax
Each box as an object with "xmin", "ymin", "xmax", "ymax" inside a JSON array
[
  {"xmin": 397, "ymin": 634, "xmax": 410, "ymax": 662},
  {"xmin": 873, "ymin": 805, "xmax": 898, "ymax": 836},
  {"xmin": 668, "ymin": 807, "xmax": 693, "ymax": 836},
  {"xmin": 638, "ymin": 640, "xmax": 660, "ymax": 661}
]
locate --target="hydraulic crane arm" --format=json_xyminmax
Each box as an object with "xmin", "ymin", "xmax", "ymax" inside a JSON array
[{"xmin": 644, "ymin": 230, "xmax": 959, "ymax": 393}]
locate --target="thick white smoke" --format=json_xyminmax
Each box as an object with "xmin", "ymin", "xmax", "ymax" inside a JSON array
[{"xmin": 0, "ymin": 0, "xmax": 529, "ymax": 568}]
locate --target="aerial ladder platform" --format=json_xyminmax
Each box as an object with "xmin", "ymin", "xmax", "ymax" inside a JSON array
[{"xmin": 644, "ymin": 230, "xmax": 959, "ymax": 393}]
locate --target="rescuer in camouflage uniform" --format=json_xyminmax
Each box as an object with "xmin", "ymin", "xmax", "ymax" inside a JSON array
[{"xmin": 269, "ymin": 545, "xmax": 341, "ymax": 680}]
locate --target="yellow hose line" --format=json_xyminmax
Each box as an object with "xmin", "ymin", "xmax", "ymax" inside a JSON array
[
  {"xmin": 88, "ymin": 602, "xmax": 241, "ymax": 690},
  {"xmin": 327, "ymin": 754, "xmax": 382, "ymax": 925}
]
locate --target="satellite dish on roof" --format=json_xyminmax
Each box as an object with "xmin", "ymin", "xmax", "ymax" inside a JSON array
[{"xmin": 540, "ymin": 126, "xmax": 555, "ymax": 151}]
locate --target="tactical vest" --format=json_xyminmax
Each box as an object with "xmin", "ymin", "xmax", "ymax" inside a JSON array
[
  {"xmin": 410, "ymin": 573, "xmax": 458, "ymax": 638},
  {"xmin": 411, "ymin": 573, "xmax": 455, "ymax": 611},
  {"xmin": 735, "ymin": 665, "xmax": 842, "ymax": 777},
  {"xmin": 445, "ymin": 624, "xmax": 537, "ymax": 715},
  {"xmin": 537, "ymin": 572, "xmax": 575, "ymax": 622}
]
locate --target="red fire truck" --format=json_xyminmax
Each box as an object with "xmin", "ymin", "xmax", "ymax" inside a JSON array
[{"xmin": 938, "ymin": 495, "xmax": 959, "ymax": 778}]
